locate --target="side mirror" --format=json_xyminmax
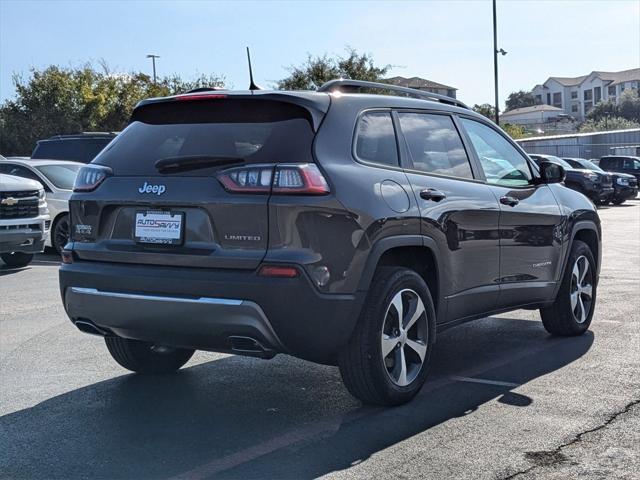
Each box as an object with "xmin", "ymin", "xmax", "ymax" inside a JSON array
[{"xmin": 538, "ymin": 161, "xmax": 565, "ymax": 184}]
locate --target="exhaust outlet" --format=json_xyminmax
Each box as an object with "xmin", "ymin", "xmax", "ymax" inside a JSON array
[
  {"xmin": 74, "ymin": 319, "xmax": 109, "ymax": 336},
  {"xmin": 228, "ymin": 336, "xmax": 276, "ymax": 359}
]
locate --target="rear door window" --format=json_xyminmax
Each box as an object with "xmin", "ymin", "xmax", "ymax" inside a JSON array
[
  {"xmin": 354, "ymin": 112, "xmax": 399, "ymax": 167},
  {"xmin": 398, "ymin": 112, "xmax": 473, "ymax": 179},
  {"xmin": 94, "ymin": 99, "xmax": 316, "ymax": 176}
]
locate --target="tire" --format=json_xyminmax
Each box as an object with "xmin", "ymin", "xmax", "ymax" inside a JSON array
[
  {"xmin": 105, "ymin": 336, "xmax": 195, "ymax": 374},
  {"xmin": 540, "ymin": 240, "xmax": 596, "ymax": 336},
  {"xmin": 338, "ymin": 267, "xmax": 436, "ymax": 406},
  {"xmin": 1, "ymin": 252, "xmax": 34, "ymax": 268},
  {"xmin": 612, "ymin": 198, "xmax": 625, "ymax": 205},
  {"xmin": 52, "ymin": 214, "xmax": 70, "ymax": 254}
]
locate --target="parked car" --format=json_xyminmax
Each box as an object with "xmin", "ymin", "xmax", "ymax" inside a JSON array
[
  {"xmin": 0, "ymin": 158, "xmax": 82, "ymax": 252},
  {"xmin": 598, "ymin": 156, "xmax": 640, "ymax": 184},
  {"xmin": 0, "ymin": 160, "xmax": 50, "ymax": 267},
  {"xmin": 528, "ymin": 154, "xmax": 614, "ymax": 204},
  {"xmin": 564, "ymin": 157, "xmax": 637, "ymax": 205},
  {"xmin": 60, "ymin": 80, "xmax": 601, "ymax": 406},
  {"xmin": 31, "ymin": 132, "xmax": 117, "ymax": 163}
]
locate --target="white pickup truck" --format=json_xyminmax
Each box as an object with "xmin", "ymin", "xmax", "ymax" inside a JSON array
[{"xmin": 0, "ymin": 173, "xmax": 50, "ymax": 267}]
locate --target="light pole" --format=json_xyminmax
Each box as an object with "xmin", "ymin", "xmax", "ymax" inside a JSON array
[
  {"xmin": 492, "ymin": 0, "xmax": 507, "ymax": 125},
  {"xmin": 146, "ymin": 54, "xmax": 160, "ymax": 83}
]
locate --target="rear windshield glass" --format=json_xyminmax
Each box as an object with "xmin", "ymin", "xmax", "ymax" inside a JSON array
[
  {"xmin": 94, "ymin": 99, "xmax": 316, "ymax": 176},
  {"xmin": 36, "ymin": 164, "xmax": 82, "ymax": 190},
  {"xmin": 32, "ymin": 138, "xmax": 113, "ymax": 162}
]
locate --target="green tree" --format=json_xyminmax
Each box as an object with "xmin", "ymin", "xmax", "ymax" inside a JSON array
[
  {"xmin": 586, "ymin": 90, "xmax": 640, "ymax": 125},
  {"xmin": 501, "ymin": 122, "xmax": 525, "ymax": 139},
  {"xmin": 505, "ymin": 90, "xmax": 538, "ymax": 112},
  {"xmin": 0, "ymin": 65, "xmax": 224, "ymax": 156},
  {"xmin": 617, "ymin": 89, "xmax": 640, "ymax": 123},
  {"xmin": 472, "ymin": 103, "xmax": 496, "ymax": 120},
  {"xmin": 579, "ymin": 116, "xmax": 640, "ymax": 133},
  {"xmin": 277, "ymin": 48, "xmax": 390, "ymax": 90}
]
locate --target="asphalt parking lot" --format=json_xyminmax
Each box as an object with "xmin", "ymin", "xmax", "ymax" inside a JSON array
[{"xmin": 1, "ymin": 200, "xmax": 639, "ymax": 480}]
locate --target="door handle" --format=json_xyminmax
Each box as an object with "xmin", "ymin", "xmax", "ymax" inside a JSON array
[
  {"xmin": 500, "ymin": 195, "xmax": 520, "ymax": 207},
  {"xmin": 420, "ymin": 189, "xmax": 446, "ymax": 202}
]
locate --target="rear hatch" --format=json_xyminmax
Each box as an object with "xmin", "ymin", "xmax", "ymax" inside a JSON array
[{"xmin": 70, "ymin": 93, "xmax": 328, "ymax": 269}]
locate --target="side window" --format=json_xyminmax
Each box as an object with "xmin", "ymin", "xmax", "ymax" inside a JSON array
[
  {"xmin": 623, "ymin": 158, "xmax": 640, "ymax": 170},
  {"xmin": 0, "ymin": 164, "xmax": 47, "ymax": 190},
  {"xmin": 461, "ymin": 118, "xmax": 533, "ymax": 187},
  {"xmin": 398, "ymin": 113, "xmax": 473, "ymax": 179},
  {"xmin": 0, "ymin": 164, "xmax": 37, "ymax": 181},
  {"xmin": 354, "ymin": 112, "xmax": 399, "ymax": 167}
]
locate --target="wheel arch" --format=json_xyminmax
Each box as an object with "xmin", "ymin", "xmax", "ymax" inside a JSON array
[
  {"xmin": 51, "ymin": 211, "xmax": 70, "ymax": 250},
  {"xmin": 553, "ymin": 220, "xmax": 601, "ymax": 300},
  {"xmin": 571, "ymin": 221, "xmax": 601, "ymax": 274},
  {"xmin": 357, "ymin": 235, "xmax": 443, "ymax": 321}
]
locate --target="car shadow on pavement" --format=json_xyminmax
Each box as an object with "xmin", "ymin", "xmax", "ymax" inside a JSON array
[{"xmin": 0, "ymin": 317, "xmax": 594, "ymax": 480}]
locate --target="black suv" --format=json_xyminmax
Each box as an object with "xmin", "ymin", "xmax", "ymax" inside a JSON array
[
  {"xmin": 599, "ymin": 155, "xmax": 640, "ymax": 184},
  {"xmin": 31, "ymin": 132, "xmax": 117, "ymax": 163},
  {"xmin": 528, "ymin": 154, "xmax": 614, "ymax": 204},
  {"xmin": 564, "ymin": 157, "xmax": 637, "ymax": 205},
  {"xmin": 60, "ymin": 80, "xmax": 601, "ymax": 405}
]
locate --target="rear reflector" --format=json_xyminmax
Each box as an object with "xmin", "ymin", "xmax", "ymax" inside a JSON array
[
  {"xmin": 216, "ymin": 163, "xmax": 329, "ymax": 195},
  {"xmin": 258, "ymin": 265, "xmax": 299, "ymax": 278}
]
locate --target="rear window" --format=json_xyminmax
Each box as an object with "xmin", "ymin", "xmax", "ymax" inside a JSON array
[
  {"xmin": 94, "ymin": 99, "xmax": 316, "ymax": 176},
  {"xmin": 32, "ymin": 138, "xmax": 113, "ymax": 162},
  {"xmin": 35, "ymin": 164, "xmax": 82, "ymax": 190}
]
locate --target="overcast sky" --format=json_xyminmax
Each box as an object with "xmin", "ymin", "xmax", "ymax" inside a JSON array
[{"xmin": 1, "ymin": 0, "xmax": 638, "ymax": 108}]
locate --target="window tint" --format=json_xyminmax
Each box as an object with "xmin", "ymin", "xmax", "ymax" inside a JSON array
[
  {"xmin": 398, "ymin": 113, "xmax": 473, "ymax": 178},
  {"xmin": 0, "ymin": 164, "xmax": 42, "ymax": 184},
  {"xmin": 622, "ymin": 158, "xmax": 640, "ymax": 170},
  {"xmin": 36, "ymin": 164, "xmax": 82, "ymax": 190},
  {"xmin": 95, "ymin": 99, "xmax": 315, "ymax": 176},
  {"xmin": 32, "ymin": 138, "xmax": 113, "ymax": 162},
  {"xmin": 355, "ymin": 112, "xmax": 398, "ymax": 166},
  {"xmin": 461, "ymin": 118, "xmax": 532, "ymax": 187}
]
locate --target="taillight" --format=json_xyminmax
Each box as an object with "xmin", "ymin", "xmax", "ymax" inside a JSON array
[
  {"xmin": 272, "ymin": 164, "xmax": 330, "ymax": 194},
  {"xmin": 216, "ymin": 163, "xmax": 329, "ymax": 195},
  {"xmin": 175, "ymin": 93, "xmax": 228, "ymax": 101},
  {"xmin": 73, "ymin": 165, "xmax": 112, "ymax": 192},
  {"xmin": 216, "ymin": 165, "xmax": 274, "ymax": 193}
]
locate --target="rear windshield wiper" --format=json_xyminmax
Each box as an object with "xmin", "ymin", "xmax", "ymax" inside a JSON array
[{"xmin": 155, "ymin": 155, "xmax": 245, "ymax": 174}]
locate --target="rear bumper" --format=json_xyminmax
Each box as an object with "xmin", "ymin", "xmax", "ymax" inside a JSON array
[
  {"xmin": 59, "ymin": 260, "xmax": 364, "ymax": 363},
  {"xmin": 65, "ymin": 287, "xmax": 285, "ymax": 357}
]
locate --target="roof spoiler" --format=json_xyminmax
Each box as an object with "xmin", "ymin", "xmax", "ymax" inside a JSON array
[{"xmin": 318, "ymin": 79, "xmax": 469, "ymax": 109}]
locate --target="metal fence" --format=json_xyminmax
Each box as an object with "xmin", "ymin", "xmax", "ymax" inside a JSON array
[{"xmin": 516, "ymin": 129, "xmax": 640, "ymax": 159}]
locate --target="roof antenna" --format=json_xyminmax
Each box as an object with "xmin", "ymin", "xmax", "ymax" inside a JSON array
[{"xmin": 246, "ymin": 47, "xmax": 262, "ymax": 91}]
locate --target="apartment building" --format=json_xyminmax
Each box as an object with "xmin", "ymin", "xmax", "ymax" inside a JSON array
[{"xmin": 531, "ymin": 68, "xmax": 640, "ymax": 120}]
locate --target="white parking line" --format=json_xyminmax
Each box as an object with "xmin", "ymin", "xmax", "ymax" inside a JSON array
[{"xmin": 450, "ymin": 376, "xmax": 520, "ymax": 388}]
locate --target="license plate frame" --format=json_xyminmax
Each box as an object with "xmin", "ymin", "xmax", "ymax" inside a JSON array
[{"xmin": 134, "ymin": 210, "xmax": 184, "ymax": 245}]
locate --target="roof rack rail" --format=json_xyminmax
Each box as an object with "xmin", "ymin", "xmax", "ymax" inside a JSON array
[{"xmin": 317, "ymin": 79, "xmax": 469, "ymax": 109}]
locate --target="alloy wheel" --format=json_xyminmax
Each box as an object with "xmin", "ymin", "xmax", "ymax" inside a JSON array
[
  {"xmin": 570, "ymin": 255, "xmax": 593, "ymax": 324},
  {"xmin": 380, "ymin": 288, "xmax": 428, "ymax": 387}
]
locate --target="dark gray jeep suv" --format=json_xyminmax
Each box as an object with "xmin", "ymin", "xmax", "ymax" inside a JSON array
[{"xmin": 59, "ymin": 80, "xmax": 601, "ymax": 405}]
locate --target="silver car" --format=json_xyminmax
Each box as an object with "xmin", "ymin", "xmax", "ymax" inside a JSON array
[{"xmin": 1, "ymin": 158, "xmax": 82, "ymax": 253}]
